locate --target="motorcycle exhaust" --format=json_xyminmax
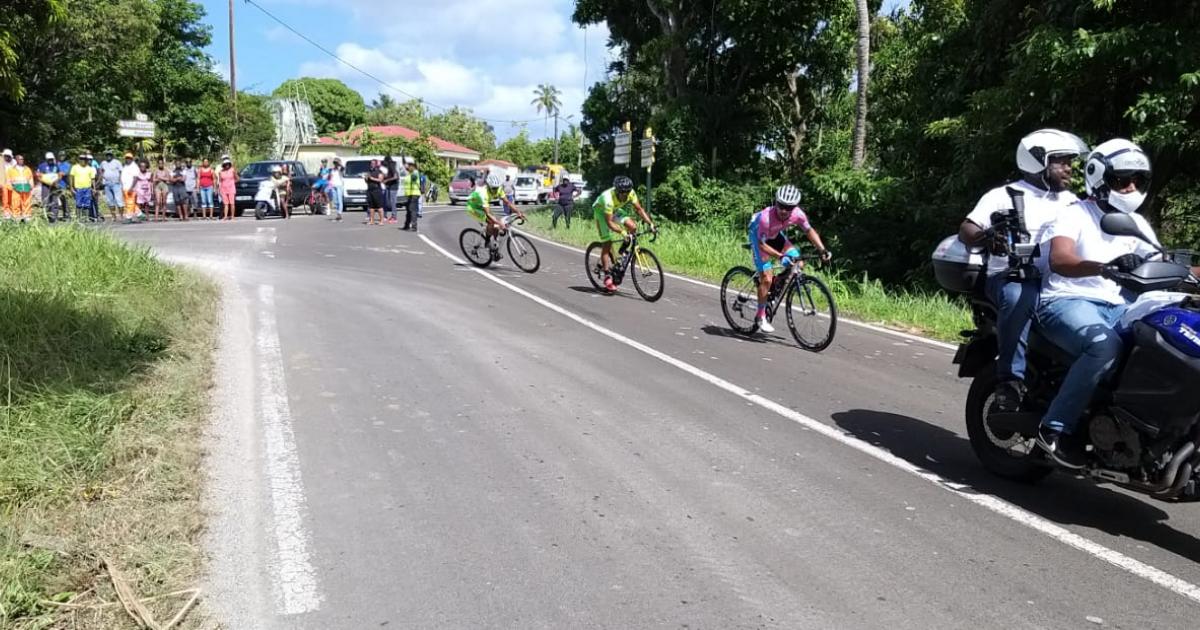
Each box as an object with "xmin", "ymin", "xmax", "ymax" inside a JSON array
[{"xmin": 1152, "ymin": 441, "xmax": 1196, "ymax": 496}]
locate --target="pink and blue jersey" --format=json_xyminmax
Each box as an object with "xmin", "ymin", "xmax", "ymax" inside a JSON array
[{"xmin": 748, "ymin": 206, "xmax": 811, "ymax": 271}]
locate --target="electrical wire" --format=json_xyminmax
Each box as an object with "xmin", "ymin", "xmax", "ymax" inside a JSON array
[{"xmin": 241, "ymin": 0, "xmax": 541, "ymax": 126}]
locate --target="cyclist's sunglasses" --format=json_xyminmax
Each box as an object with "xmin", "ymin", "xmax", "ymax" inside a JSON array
[
  {"xmin": 1105, "ymin": 170, "xmax": 1150, "ymax": 192},
  {"xmin": 775, "ymin": 202, "xmax": 798, "ymax": 211}
]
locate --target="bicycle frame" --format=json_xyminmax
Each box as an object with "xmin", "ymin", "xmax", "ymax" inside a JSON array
[
  {"xmin": 610, "ymin": 231, "xmax": 656, "ymax": 284},
  {"xmin": 760, "ymin": 257, "xmax": 819, "ymax": 320}
]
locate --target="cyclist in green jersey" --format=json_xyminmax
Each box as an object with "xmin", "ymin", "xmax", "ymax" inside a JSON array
[
  {"xmin": 467, "ymin": 173, "xmax": 526, "ymax": 259},
  {"xmin": 594, "ymin": 175, "xmax": 656, "ymax": 292}
]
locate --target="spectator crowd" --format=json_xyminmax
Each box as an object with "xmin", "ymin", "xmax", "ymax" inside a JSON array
[{"xmin": 1, "ymin": 148, "xmax": 244, "ymax": 224}]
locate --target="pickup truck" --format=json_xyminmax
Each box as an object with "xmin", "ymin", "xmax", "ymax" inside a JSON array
[{"xmin": 233, "ymin": 160, "xmax": 318, "ymax": 216}]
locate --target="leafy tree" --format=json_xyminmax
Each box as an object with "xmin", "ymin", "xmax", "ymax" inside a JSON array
[
  {"xmin": 358, "ymin": 130, "xmax": 452, "ymax": 190},
  {"xmin": 272, "ymin": 77, "xmax": 366, "ymax": 134},
  {"xmin": 0, "ymin": 0, "xmax": 65, "ymax": 101},
  {"xmin": 366, "ymin": 94, "xmax": 427, "ymax": 128},
  {"xmin": 852, "ymin": 0, "xmax": 872, "ymax": 167},
  {"xmin": 425, "ymin": 106, "xmax": 496, "ymax": 154}
]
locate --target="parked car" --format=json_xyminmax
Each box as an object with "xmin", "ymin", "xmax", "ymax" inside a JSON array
[
  {"xmin": 234, "ymin": 161, "xmax": 317, "ymax": 216},
  {"xmin": 448, "ymin": 167, "xmax": 487, "ymax": 205},
  {"xmin": 512, "ymin": 174, "xmax": 546, "ymax": 205}
]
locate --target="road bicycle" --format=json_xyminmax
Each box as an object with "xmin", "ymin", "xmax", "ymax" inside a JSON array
[
  {"xmin": 584, "ymin": 229, "xmax": 664, "ymax": 302},
  {"xmin": 720, "ymin": 249, "xmax": 838, "ymax": 352},
  {"xmin": 459, "ymin": 213, "xmax": 540, "ymax": 273}
]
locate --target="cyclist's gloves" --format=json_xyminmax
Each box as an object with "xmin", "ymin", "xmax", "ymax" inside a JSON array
[
  {"xmin": 819, "ymin": 249, "xmax": 832, "ymax": 262},
  {"xmin": 780, "ymin": 255, "xmax": 795, "ymax": 268}
]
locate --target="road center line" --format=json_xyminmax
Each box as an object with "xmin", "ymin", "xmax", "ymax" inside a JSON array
[
  {"xmin": 255, "ymin": 284, "xmax": 321, "ymax": 615},
  {"xmin": 418, "ymin": 232, "xmax": 1200, "ymax": 606}
]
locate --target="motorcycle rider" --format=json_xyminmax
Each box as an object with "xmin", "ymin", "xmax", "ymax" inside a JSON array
[
  {"xmin": 958, "ymin": 129, "xmax": 1088, "ymax": 412},
  {"xmin": 1035, "ymin": 138, "xmax": 1200, "ymax": 468}
]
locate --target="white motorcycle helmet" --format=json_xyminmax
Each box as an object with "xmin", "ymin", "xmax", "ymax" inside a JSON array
[
  {"xmin": 1084, "ymin": 138, "xmax": 1152, "ymax": 214},
  {"xmin": 271, "ymin": 165, "xmax": 283, "ymax": 175},
  {"xmin": 1016, "ymin": 129, "xmax": 1089, "ymax": 190}
]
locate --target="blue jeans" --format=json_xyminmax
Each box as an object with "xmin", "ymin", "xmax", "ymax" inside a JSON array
[
  {"xmin": 986, "ymin": 274, "xmax": 1040, "ymax": 383},
  {"xmin": 1037, "ymin": 298, "xmax": 1127, "ymax": 434},
  {"xmin": 328, "ymin": 185, "xmax": 343, "ymax": 215},
  {"xmin": 104, "ymin": 182, "xmax": 122, "ymax": 209},
  {"xmin": 199, "ymin": 187, "xmax": 214, "ymax": 208},
  {"xmin": 384, "ymin": 188, "xmax": 397, "ymax": 219}
]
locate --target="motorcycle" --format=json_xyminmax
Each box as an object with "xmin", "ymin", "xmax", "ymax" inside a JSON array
[
  {"xmin": 253, "ymin": 179, "xmax": 286, "ymax": 220},
  {"xmin": 933, "ymin": 211, "xmax": 1200, "ymax": 500}
]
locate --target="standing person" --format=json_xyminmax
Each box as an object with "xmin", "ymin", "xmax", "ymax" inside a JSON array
[
  {"xmin": 197, "ymin": 158, "xmax": 215, "ymax": 220},
  {"xmin": 7, "ymin": 154, "xmax": 34, "ymax": 222},
  {"xmin": 183, "ymin": 158, "xmax": 198, "ymax": 217},
  {"xmin": 69, "ymin": 154, "xmax": 97, "ymax": 222},
  {"xmin": 85, "ymin": 153, "xmax": 102, "ymax": 221},
  {"xmin": 152, "ymin": 159, "xmax": 171, "ymax": 221},
  {"xmin": 365, "ymin": 159, "xmax": 385, "ymax": 226},
  {"xmin": 401, "ymin": 157, "xmax": 421, "ymax": 231},
  {"xmin": 551, "ymin": 176, "xmax": 578, "ymax": 229},
  {"xmin": 218, "ymin": 158, "xmax": 238, "ymax": 221},
  {"xmin": 0, "ymin": 149, "xmax": 12, "ymax": 220},
  {"xmin": 99, "ymin": 151, "xmax": 123, "ymax": 221},
  {"xmin": 120, "ymin": 152, "xmax": 140, "ymax": 222},
  {"xmin": 171, "ymin": 161, "xmax": 189, "ymax": 220},
  {"xmin": 382, "ymin": 155, "xmax": 399, "ymax": 223},
  {"xmin": 37, "ymin": 152, "xmax": 66, "ymax": 222},
  {"xmin": 502, "ymin": 175, "xmax": 516, "ymax": 209},
  {"xmin": 326, "ymin": 157, "xmax": 344, "ymax": 222},
  {"xmin": 417, "ymin": 170, "xmax": 428, "ymax": 219},
  {"xmin": 135, "ymin": 160, "xmax": 154, "ymax": 218}
]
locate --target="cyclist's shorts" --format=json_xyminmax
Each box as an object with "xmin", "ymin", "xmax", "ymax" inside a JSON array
[
  {"xmin": 594, "ymin": 207, "xmax": 632, "ymax": 242},
  {"xmin": 749, "ymin": 226, "xmax": 796, "ymax": 273},
  {"xmin": 466, "ymin": 206, "xmax": 487, "ymax": 223},
  {"xmin": 313, "ymin": 178, "xmax": 328, "ymax": 191}
]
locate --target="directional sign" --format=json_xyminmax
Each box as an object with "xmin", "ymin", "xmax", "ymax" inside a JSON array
[
  {"xmin": 613, "ymin": 130, "xmax": 632, "ymax": 165},
  {"xmin": 117, "ymin": 119, "xmax": 155, "ymax": 138},
  {"xmin": 640, "ymin": 137, "xmax": 655, "ymax": 166}
]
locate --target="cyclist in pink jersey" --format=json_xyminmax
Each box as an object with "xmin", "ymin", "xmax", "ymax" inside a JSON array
[{"xmin": 748, "ymin": 184, "xmax": 832, "ymax": 332}]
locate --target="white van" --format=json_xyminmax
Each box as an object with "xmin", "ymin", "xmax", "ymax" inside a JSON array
[{"xmin": 341, "ymin": 155, "xmax": 409, "ymax": 209}]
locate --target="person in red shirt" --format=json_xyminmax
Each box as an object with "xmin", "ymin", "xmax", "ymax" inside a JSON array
[{"xmin": 197, "ymin": 158, "xmax": 216, "ymax": 220}]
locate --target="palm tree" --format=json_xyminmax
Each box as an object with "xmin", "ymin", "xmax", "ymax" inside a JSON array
[
  {"xmin": 852, "ymin": 0, "xmax": 870, "ymax": 169},
  {"xmin": 531, "ymin": 84, "xmax": 563, "ymax": 162}
]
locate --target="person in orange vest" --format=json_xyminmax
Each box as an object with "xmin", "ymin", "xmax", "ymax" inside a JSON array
[{"xmin": 7, "ymin": 154, "xmax": 35, "ymax": 222}]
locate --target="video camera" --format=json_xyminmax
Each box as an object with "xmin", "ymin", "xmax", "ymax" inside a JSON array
[{"xmin": 989, "ymin": 187, "xmax": 1039, "ymax": 282}]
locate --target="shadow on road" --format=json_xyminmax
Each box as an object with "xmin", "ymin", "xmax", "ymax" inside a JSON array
[
  {"xmin": 831, "ymin": 408, "xmax": 1200, "ymax": 566},
  {"xmin": 566, "ymin": 285, "xmax": 644, "ymax": 301},
  {"xmin": 700, "ymin": 323, "xmax": 803, "ymax": 350}
]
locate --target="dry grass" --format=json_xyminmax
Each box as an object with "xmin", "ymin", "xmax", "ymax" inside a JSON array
[{"xmin": 0, "ymin": 224, "xmax": 219, "ymax": 629}]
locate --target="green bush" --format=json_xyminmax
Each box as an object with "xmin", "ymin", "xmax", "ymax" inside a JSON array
[{"xmin": 650, "ymin": 165, "xmax": 773, "ymax": 228}]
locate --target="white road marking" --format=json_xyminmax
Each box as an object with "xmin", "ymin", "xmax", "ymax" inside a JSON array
[
  {"xmin": 255, "ymin": 284, "xmax": 321, "ymax": 615},
  {"xmin": 516, "ymin": 228, "xmax": 958, "ymax": 352},
  {"xmin": 419, "ymin": 232, "xmax": 1200, "ymax": 607}
]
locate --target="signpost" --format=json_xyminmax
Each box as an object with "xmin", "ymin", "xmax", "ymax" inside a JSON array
[
  {"xmin": 613, "ymin": 121, "xmax": 632, "ymax": 165},
  {"xmin": 641, "ymin": 127, "xmax": 656, "ymax": 214},
  {"xmin": 117, "ymin": 119, "xmax": 155, "ymax": 138}
]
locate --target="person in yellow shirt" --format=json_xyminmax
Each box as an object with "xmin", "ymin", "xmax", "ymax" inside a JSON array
[
  {"xmin": 69, "ymin": 154, "xmax": 97, "ymax": 221},
  {"xmin": 7, "ymin": 155, "xmax": 35, "ymax": 222},
  {"xmin": 0, "ymin": 149, "xmax": 12, "ymax": 219}
]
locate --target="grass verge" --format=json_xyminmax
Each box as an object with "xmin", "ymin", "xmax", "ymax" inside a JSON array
[
  {"xmin": 0, "ymin": 224, "xmax": 217, "ymax": 628},
  {"xmin": 518, "ymin": 206, "xmax": 971, "ymax": 342}
]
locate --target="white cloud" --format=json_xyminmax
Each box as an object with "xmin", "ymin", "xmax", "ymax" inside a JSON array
[{"xmin": 271, "ymin": 0, "xmax": 610, "ymax": 140}]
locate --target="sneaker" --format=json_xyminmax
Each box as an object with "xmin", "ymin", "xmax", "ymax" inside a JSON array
[
  {"xmin": 603, "ymin": 277, "xmax": 616, "ymax": 293},
  {"xmin": 1036, "ymin": 426, "xmax": 1086, "ymax": 469},
  {"xmin": 993, "ymin": 380, "xmax": 1025, "ymax": 413},
  {"xmin": 490, "ymin": 246, "xmax": 501, "ymax": 262},
  {"xmin": 758, "ymin": 317, "xmax": 775, "ymax": 333}
]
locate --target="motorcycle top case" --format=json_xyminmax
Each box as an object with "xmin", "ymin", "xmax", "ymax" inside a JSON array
[
  {"xmin": 931, "ymin": 235, "xmax": 986, "ymax": 295},
  {"xmin": 1143, "ymin": 306, "xmax": 1200, "ymax": 358}
]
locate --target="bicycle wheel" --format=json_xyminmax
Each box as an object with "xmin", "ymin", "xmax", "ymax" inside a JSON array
[
  {"xmin": 584, "ymin": 242, "xmax": 607, "ymax": 291},
  {"xmin": 506, "ymin": 233, "xmax": 540, "ymax": 273},
  {"xmin": 785, "ymin": 275, "xmax": 837, "ymax": 352},
  {"xmin": 720, "ymin": 266, "xmax": 760, "ymax": 334},
  {"xmin": 631, "ymin": 246, "xmax": 665, "ymax": 302},
  {"xmin": 459, "ymin": 228, "xmax": 492, "ymax": 268}
]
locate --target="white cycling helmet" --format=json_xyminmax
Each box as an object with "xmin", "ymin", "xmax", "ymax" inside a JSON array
[
  {"xmin": 1016, "ymin": 128, "xmax": 1089, "ymax": 175},
  {"xmin": 485, "ymin": 173, "xmax": 502, "ymax": 188},
  {"xmin": 1084, "ymin": 138, "xmax": 1152, "ymax": 214},
  {"xmin": 774, "ymin": 184, "xmax": 802, "ymax": 207},
  {"xmin": 271, "ymin": 165, "xmax": 283, "ymax": 174}
]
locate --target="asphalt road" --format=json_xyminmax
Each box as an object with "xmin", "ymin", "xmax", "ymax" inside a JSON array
[{"xmin": 109, "ymin": 207, "xmax": 1200, "ymax": 629}]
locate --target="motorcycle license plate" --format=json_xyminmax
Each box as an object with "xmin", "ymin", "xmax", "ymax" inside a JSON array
[{"xmin": 236, "ymin": 195, "xmax": 251, "ymax": 201}]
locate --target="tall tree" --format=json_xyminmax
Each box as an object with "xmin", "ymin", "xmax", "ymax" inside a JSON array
[
  {"xmin": 272, "ymin": 77, "xmax": 366, "ymax": 134},
  {"xmin": 852, "ymin": 0, "xmax": 871, "ymax": 168},
  {"xmin": 531, "ymin": 83, "xmax": 563, "ymax": 161}
]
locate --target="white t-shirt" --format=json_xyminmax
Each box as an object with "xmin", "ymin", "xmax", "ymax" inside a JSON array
[
  {"xmin": 966, "ymin": 180, "xmax": 1079, "ymax": 275},
  {"xmin": 120, "ymin": 162, "xmax": 140, "ymax": 191},
  {"xmin": 1042, "ymin": 199, "xmax": 1161, "ymax": 305},
  {"xmin": 328, "ymin": 168, "xmax": 343, "ymax": 188}
]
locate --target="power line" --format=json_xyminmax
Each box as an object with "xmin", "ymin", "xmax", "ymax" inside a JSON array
[{"xmin": 241, "ymin": 0, "xmax": 541, "ymax": 126}]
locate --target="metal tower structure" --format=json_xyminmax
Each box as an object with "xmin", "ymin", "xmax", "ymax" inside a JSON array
[{"xmin": 269, "ymin": 96, "xmax": 319, "ymax": 160}]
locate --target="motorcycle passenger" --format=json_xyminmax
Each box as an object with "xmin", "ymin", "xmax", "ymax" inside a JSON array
[
  {"xmin": 958, "ymin": 129, "xmax": 1088, "ymax": 412},
  {"xmin": 593, "ymin": 175, "xmax": 656, "ymax": 293},
  {"xmin": 748, "ymin": 184, "xmax": 831, "ymax": 333},
  {"xmin": 269, "ymin": 165, "xmax": 289, "ymax": 218},
  {"xmin": 1035, "ymin": 138, "xmax": 1200, "ymax": 468}
]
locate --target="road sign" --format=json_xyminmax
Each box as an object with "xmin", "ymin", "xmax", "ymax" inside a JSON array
[
  {"xmin": 134, "ymin": 112, "xmax": 149, "ymax": 122},
  {"xmin": 118, "ymin": 119, "xmax": 155, "ymax": 138},
  {"xmin": 613, "ymin": 130, "xmax": 632, "ymax": 165},
  {"xmin": 640, "ymin": 137, "xmax": 655, "ymax": 166}
]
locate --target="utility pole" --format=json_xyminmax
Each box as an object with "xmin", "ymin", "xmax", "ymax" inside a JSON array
[
  {"xmin": 228, "ymin": 0, "xmax": 238, "ymax": 122},
  {"xmin": 552, "ymin": 112, "xmax": 560, "ymax": 164}
]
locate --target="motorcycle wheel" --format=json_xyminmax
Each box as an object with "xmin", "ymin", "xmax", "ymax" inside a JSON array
[{"xmin": 965, "ymin": 366, "xmax": 1053, "ymax": 483}]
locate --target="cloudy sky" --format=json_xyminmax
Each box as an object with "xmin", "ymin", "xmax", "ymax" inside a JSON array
[{"xmin": 199, "ymin": 0, "xmax": 613, "ymax": 142}]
